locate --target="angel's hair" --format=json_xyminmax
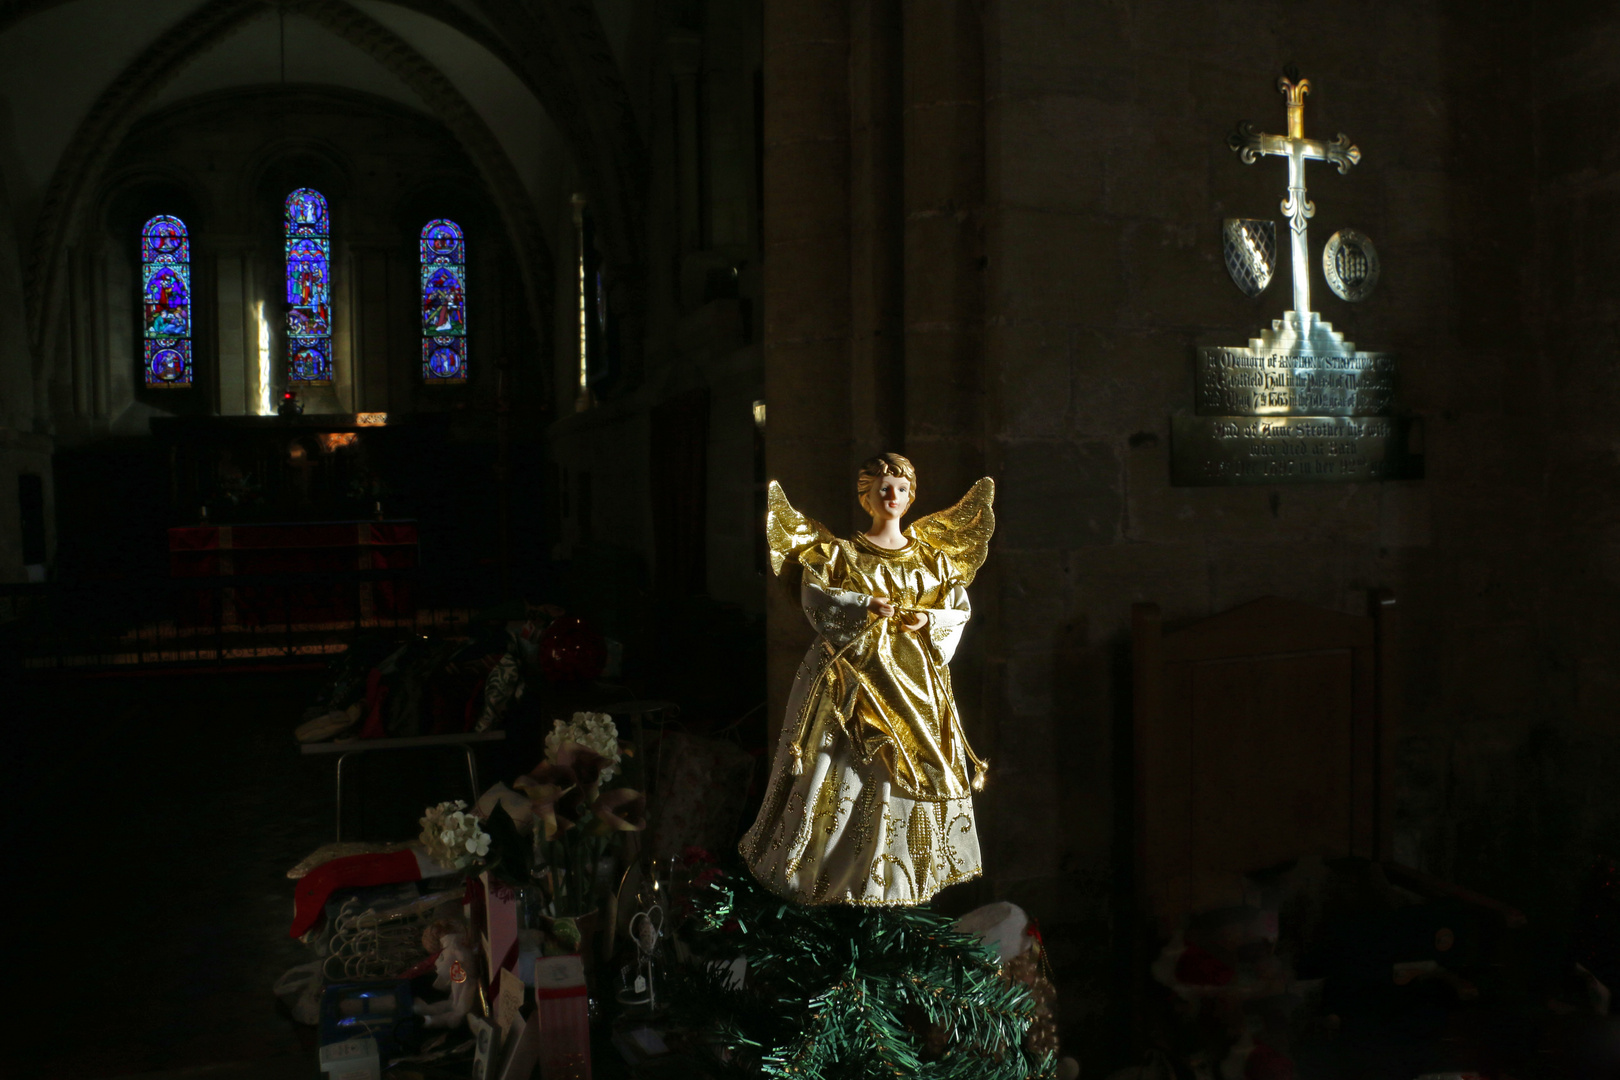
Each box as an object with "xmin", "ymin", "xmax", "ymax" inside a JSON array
[{"xmin": 857, "ymin": 452, "xmax": 917, "ymax": 512}]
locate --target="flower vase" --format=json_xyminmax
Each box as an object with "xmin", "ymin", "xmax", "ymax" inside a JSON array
[{"xmin": 540, "ymin": 908, "xmax": 601, "ymax": 991}]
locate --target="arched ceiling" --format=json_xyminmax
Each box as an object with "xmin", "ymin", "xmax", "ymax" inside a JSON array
[
  {"xmin": 0, "ymin": 0, "xmax": 646, "ymax": 350},
  {"xmin": 0, "ymin": 0, "xmax": 202, "ymax": 207},
  {"xmin": 145, "ymin": 10, "xmax": 433, "ymax": 121},
  {"xmin": 353, "ymin": 1, "xmax": 554, "ymax": 201}
]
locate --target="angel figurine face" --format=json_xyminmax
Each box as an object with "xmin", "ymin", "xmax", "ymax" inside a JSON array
[
  {"xmin": 865, "ymin": 474, "xmax": 912, "ymax": 523},
  {"xmin": 856, "ymin": 452, "xmax": 919, "ymax": 548}
]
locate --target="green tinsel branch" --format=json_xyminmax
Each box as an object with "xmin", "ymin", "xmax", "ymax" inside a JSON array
[{"xmin": 664, "ymin": 861, "xmax": 1057, "ymax": 1080}]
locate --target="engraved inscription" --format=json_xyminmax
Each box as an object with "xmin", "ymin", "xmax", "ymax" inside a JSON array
[
  {"xmin": 1197, "ymin": 346, "xmax": 1395, "ymax": 416},
  {"xmin": 1170, "ymin": 415, "xmax": 1404, "ymax": 485}
]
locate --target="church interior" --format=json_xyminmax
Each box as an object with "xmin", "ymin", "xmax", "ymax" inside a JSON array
[{"xmin": 1, "ymin": 0, "xmax": 1616, "ymax": 1078}]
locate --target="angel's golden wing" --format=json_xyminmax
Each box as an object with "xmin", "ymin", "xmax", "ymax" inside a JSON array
[
  {"xmin": 905, "ymin": 477, "xmax": 996, "ymax": 585},
  {"xmin": 765, "ymin": 480, "xmax": 837, "ymax": 577}
]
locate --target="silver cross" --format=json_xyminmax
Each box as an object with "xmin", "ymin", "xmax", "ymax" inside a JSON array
[{"xmin": 1229, "ymin": 75, "xmax": 1361, "ymax": 327}]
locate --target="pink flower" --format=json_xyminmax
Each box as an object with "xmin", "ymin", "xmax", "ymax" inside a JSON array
[
  {"xmin": 514, "ymin": 776, "xmax": 582, "ymax": 840},
  {"xmin": 524, "ymin": 759, "xmax": 577, "ymax": 789},
  {"xmin": 551, "ymin": 741, "xmax": 611, "ymax": 791},
  {"xmin": 591, "ymin": 788, "xmax": 648, "ymax": 832}
]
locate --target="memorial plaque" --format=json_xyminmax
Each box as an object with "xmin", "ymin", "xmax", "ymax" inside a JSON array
[
  {"xmin": 1171, "ymin": 415, "xmax": 1403, "ymax": 486},
  {"xmin": 1196, "ymin": 318, "xmax": 1394, "ymax": 416},
  {"xmin": 1174, "ymin": 72, "xmax": 1413, "ymax": 486}
]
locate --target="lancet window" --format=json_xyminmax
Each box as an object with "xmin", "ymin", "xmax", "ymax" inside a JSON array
[
  {"xmin": 420, "ymin": 219, "xmax": 467, "ymax": 383},
  {"xmin": 285, "ymin": 188, "xmax": 333, "ymax": 385},
  {"xmin": 140, "ymin": 214, "xmax": 191, "ymax": 388}
]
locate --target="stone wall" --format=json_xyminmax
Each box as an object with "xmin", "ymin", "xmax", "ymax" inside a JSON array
[{"xmin": 763, "ymin": 0, "xmax": 1618, "ymax": 1066}]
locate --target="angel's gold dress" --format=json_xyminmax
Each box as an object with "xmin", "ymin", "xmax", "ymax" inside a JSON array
[{"xmin": 739, "ymin": 480, "xmax": 994, "ymax": 906}]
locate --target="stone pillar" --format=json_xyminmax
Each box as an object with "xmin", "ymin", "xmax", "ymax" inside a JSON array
[
  {"xmin": 901, "ymin": 0, "xmax": 985, "ymax": 504},
  {"xmin": 849, "ymin": 0, "xmax": 905, "ymax": 459},
  {"xmin": 762, "ymin": 0, "xmax": 853, "ymax": 740}
]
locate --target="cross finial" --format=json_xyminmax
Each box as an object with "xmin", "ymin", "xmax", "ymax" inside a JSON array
[{"xmin": 1278, "ymin": 75, "xmax": 1311, "ymax": 139}]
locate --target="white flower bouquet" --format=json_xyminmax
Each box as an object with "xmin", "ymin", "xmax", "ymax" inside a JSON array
[
  {"xmin": 543, "ymin": 712, "xmax": 623, "ymax": 783},
  {"xmin": 418, "ymin": 799, "xmax": 492, "ymax": 870},
  {"xmin": 492, "ymin": 711, "xmax": 647, "ymax": 916}
]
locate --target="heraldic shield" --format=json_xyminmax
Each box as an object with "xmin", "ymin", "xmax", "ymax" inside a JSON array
[{"xmin": 1223, "ymin": 218, "xmax": 1276, "ymax": 297}]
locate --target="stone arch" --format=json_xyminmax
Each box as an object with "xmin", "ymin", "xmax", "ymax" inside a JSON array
[
  {"xmin": 24, "ymin": 0, "xmax": 556, "ymax": 393},
  {"xmin": 235, "ymin": 128, "xmax": 360, "ymax": 236},
  {"xmin": 25, "ymin": 0, "xmax": 261, "ymax": 354},
  {"xmin": 92, "ymin": 162, "xmax": 218, "ymax": 248}
]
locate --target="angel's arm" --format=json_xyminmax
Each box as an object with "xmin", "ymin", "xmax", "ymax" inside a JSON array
[
  {"xmin": 800, "ymin": 548, "xmax": 875, "ymax": 647},
  {"xmin": 923, "ymin": 584, "xmax": 971, "ymax": 663},
  {"xmin": 901, "ymin": 554, "xmax": 972, "ymax": 660}
]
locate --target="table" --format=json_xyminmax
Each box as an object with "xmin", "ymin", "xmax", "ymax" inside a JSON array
[{"xmin": 302, "ymin": 730, "xmax": 507, "ymax": 840}]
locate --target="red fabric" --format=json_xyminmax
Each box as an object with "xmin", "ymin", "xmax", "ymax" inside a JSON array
[
  {"xmin": 166, "ymin": 521, "xmax": 419, "ymax": 625},
  {"xmin": 1175, "ymin": 943, "xmax": 1235, "ymax": 986},
  {"xmin": 1244, "ymin": 1039, "xmax": 1296, "ymax": 1080},
  {"xmin": 463, "ymin": 669, "xmax": 492, "ymax": 732},
  {"xmin": 167, "ymin": 526, "xmax": 223, "ymax": 552},
  {"xmin": 235, "ymin": 524, "xmax": 363, "ymax": 549},
  {"xmin": 290, "ymin": 850, "xmax": 421, "ymax": 938},
  {"xmin": 365, "ymin": 523, "xmax": 419, "ymax": 547}
]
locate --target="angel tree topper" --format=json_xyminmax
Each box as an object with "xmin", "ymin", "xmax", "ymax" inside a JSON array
[{"xmin": 740, "ymin": 453, "xmax": 995, "ymax": 906}]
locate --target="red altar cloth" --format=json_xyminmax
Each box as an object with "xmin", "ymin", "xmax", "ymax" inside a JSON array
[{"xmin": 168, "ymin": 521, "xmax": 418, "ymax": 626}]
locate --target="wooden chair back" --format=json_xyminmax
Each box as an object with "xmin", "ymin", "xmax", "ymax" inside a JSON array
[{"xmin": 1131, "ymin": 591, "xmax": 1398, "ymax": 931}]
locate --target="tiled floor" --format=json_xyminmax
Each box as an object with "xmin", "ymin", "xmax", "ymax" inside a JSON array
[{"xmin": 13, "ymin": 670, "xmax": 358, "ymax": 1078}]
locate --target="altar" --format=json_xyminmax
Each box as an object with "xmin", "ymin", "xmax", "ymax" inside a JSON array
[
  {"xmin": 167, "ymin": 519, "xmax": 418, "ymax": 626},
  {"xmin": 149, "ymin": 413, "xmax": 455, "ymax": 628}
]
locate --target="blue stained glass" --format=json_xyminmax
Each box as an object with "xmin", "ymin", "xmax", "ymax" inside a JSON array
[
  {"xmin": 286, "ymin": 239, "xmax": 330, "ymax": 303},
  {"xmin": 289, "ymin": 339, "xmax": 333, "ymax": 383},
  {"xmin": 285, "ymin": 189, "xmax": 331, "ymax": 385},
  {"xmin": 422, "ymin": 337, "xmax": 467, "ymax": 383},
  {"xmin": 287, "ymin": 305, "xmax": 330, "ymax": 339},
  {"xmin": 141, "ymin": 215, "xmax": 189, "ymax": 263},
  {"xmin": 143, "ymin": 264, "xmax": 190, "ymax": 337},
  {"xmin": 285, "ymin": 188, "xmax": 329, "ymax": 237},
  {"xmin": 144, "ymin": 339, "xmax": 192, "ymax": 385},
  {"xmin": 420, "ymin": 219, "xmax": 467, "ymax": 384},
  {"xmin": 141, "ymin": 214, "xmax": 191, "ymax": 389},
  {"xmin": 421, "ymin": 265, "xmax": 466, "ymax": 336},
  {"xmin": 420, "ymin": 219, "xmax": 464, "ymax": 264}
]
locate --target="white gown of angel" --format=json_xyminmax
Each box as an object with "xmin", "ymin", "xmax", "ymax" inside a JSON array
[{"xmin": 739, "ymin": 478, "xmax": 995, "ymax": 906}]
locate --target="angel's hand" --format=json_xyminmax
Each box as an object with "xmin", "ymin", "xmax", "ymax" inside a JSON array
[
  {"xmin": 867, "ymin": 596, "xmax": 896, "ymax": 618},
  {"xmin": 900, "ymin": 611, "xmax": 929, "ymax": 633}
]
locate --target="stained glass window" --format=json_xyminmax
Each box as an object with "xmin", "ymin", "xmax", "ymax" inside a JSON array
[
  {"xmin": 285, "ymin": 188, "xmax": 332, "ymax": 385},
  {"xmin": 420, "ymin": 219, "xmax": 467, "ymax": 384},
  {"xmin": 141, "ymin": 214, "xmax": 191, "ymax": 388}
]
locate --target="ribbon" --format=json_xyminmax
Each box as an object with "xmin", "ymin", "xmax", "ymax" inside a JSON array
[{"xmin": 788, "ymin": 610, "xmax": 988, "ymax": 793}]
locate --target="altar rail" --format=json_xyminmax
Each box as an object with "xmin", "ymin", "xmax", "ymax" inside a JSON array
[{"xmin": 0, "ymin": 567, "xmax": 477, "ymax": 674}]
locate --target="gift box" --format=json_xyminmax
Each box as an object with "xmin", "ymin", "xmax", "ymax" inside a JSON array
[
  {"xmin": 534, "ymin": 954, "xmax": 590, "ymax": 1080},
  {"xmin": 318, "ymin": 982, "xmax": 418, "ymax": 1063},
  {"xmin": 479, "ymin": 871, "xmax": 522, "ymax": 995},
  {"xmin": 319, "ymin": 1036, "xmax": 381, "ymax": 1080}
]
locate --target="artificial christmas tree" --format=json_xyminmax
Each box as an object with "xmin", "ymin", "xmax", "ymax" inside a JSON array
[{"xmin": 664, "ymin": 858, "xmax": 1055, "ymax": 1080}]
